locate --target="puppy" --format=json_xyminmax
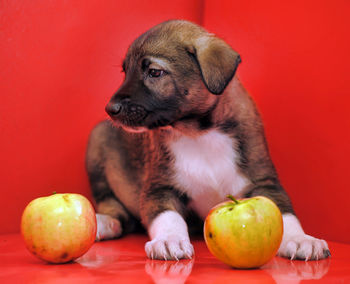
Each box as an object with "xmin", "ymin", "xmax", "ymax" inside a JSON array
[{"xmin": 86, "ymin": 20, "xmax": 330, "ymax": 261}]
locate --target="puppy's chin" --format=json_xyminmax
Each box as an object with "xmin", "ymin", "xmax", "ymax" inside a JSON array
[
  {"xmin": 110, "ymin": 118, "xmax": 174, "ymax": 134},
  {"xmin": 120, "ymin": 124, "xmax": 148, "ymax": 133},
  {"xmin": 109, "ymin": 119, "xmax": 147, "ymax": 133},
  {"xmin": 121, "ymin": 124, "xmax": 174, "ymax": 134}
]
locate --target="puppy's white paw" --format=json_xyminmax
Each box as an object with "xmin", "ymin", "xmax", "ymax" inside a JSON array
[
  {"xmin": 278, "ymin": 234, "xmax": 330, "ymax": 260},
  {"xmin": 146, "ymin": 210, "xmax": 193, "ymax": 260},
  {"xmin": 279, "ymin": 214, "xmax": 330, "ymax": 260},
  {"xmin": 95, "ymin": 213, "xmax": 122, "ymax": 241},
  {"xmin": 145, "ymin": 236, "xmax": 194, "ymax": 260}
]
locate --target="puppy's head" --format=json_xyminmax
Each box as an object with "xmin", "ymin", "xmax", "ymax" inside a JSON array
[{"xmin": 106, "ymin": 20, "xmax": 241, "ymax": 133}]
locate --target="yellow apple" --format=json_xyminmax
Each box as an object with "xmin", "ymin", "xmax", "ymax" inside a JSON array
[
  {"xmin": 21, "ymin": 193, "xmax": 97, "ymax": 263},
  {"xmin": 204, "ymin": 195, "xmax": 283, "ymax": 269}
]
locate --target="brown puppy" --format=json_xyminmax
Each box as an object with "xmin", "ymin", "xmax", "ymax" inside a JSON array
[{"xmin": 86, "ymin": 20, "xmax": 330, "ymax": 261}]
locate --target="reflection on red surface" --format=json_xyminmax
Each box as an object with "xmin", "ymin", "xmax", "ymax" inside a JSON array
[
  {"xmin": 145, "ymin": 260, "xmax": 194, "ymax": 284},
  {"xmin": 267, "ymin": 257, "xmax": 330, "ymax": 283},
  {"xmin": 0, "ymin": 234, "xmax": 348, "ymax": 283}
]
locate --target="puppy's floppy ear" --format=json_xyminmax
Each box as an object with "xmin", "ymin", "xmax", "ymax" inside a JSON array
[{"xmin": 190, "ymin": 36, "xmax": 241, "ymax": 95}]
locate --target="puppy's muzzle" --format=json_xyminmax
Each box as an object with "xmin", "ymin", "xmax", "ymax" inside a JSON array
[
  {"xmin": 105, "ymin": 99, "xmax": 148, "ymax": 126},
  {"xmin": 106, "ymin": 102, "xmax": 122, "ymax": 117}
]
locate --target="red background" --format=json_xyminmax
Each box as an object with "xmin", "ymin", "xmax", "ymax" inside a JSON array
[{"xmin": 1, "ymin": 0, "xmax": 349, "ymax": 243}]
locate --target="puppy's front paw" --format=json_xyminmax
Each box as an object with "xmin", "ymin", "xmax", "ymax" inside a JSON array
[
  {"xmin": 146, "ymin": 210, "xmax": 194, "ymax": 260},
  {"xmin": 145, "ymin": 236, "xmax": 194, "ymax": 260},
  {"xmin": 278, "ymin": 234, "xmax": 330, "ymax": 261},
  {"xmin": 96, "ymin": 213, "xmax": 122, "ymax": 241}
]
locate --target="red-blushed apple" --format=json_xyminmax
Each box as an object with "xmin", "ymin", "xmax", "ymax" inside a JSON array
[
  {"xmin": 21, "ymin": 193, "xmax": 97, "ymax": 263},
  {"xmin": 204, "ymin": 195, "xmax": 283, "ymax": 269}
]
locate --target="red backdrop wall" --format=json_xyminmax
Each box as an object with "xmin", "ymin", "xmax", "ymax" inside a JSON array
[{"xmin": 1, "ymin": 0, "xmax": 349, "ymax": 243}]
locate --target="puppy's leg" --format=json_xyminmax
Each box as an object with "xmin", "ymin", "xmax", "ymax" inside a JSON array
[
  {"xmin": 95, "ymin": 197, "xmax": 134, "ymax": 241},
  {"xmin": 142, "ymin": 187, "xmax": 194, "ymax": 260},
  {"xmin": 88, "ymin": 168, "xmax": 132, "ymax": 241},
  {"xmin": 86, "ymin": 159, "xmax": 132, "ymax": 241},
  {"xmin": 249, "ymin": 186, "xmax": 330, "ymax": 260},
  {"xmin": 86, "ymin": 121, "xmax": 136, "ymax": 240}
]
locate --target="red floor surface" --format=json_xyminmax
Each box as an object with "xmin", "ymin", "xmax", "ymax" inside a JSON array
[{"xmin": 1, "ymin": 233, "xmax": 349, "ymax": 283}]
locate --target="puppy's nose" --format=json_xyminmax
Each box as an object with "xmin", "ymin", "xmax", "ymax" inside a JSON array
[{"xmin": 105, "ymin": 103, "xmax": 122, "ymax": 117}]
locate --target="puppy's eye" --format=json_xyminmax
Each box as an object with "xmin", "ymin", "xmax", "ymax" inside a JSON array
[{"xmin": 148, "ymin": 69, "xmax": 165, "ymax": 78}]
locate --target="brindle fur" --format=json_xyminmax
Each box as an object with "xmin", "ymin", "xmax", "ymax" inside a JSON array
[{"xmin": 86, "ymin": 20, "xmax": 294, "ymax": 238}]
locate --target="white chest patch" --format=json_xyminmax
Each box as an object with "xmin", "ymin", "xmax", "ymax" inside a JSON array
[{"xmin": 169, "ymin": 129, "xmax": 250, "ymax": 219}]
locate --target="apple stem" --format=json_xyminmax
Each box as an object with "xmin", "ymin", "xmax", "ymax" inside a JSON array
[{"xmin": 227, "ymin": 195, "xmax": 240, "ymax": 204}]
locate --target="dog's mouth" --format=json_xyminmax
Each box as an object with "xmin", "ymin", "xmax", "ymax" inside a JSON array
[
  {"xmin": 106, "ymin": 101, "xmax": 177, "ymax": 133},
  {"xmin": 106, "ymin": 102, "xmax": 147, "ymax": 127}
]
